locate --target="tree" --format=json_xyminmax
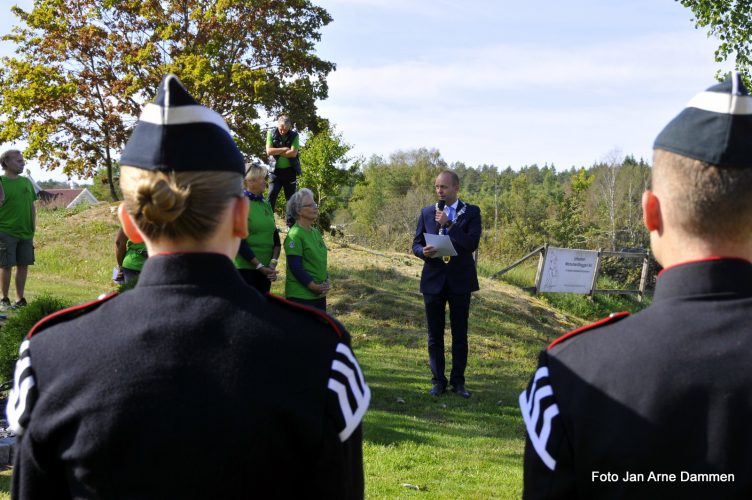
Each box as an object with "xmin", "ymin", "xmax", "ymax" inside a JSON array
[
  {"xmin": 0, "ymin": 0, "xmax": 334, "ymax": 200},
  {"xmin": 298, "ymin": 123, "xmax": 360, "ymax": 230},
  {"xmin": 678, "ymin": 0, "xmax": 752, "ymax": 84}
]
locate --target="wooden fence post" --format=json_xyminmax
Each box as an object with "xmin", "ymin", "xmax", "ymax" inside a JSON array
[
  {"xmin": 638, "ymin": 251, "xmax": 650, "ymax": 302},
  {"xmin": 533, "ymin": 244, "xmax": 547, "ymax": 294},
  {"xmin": 589, "ymin": 249, "xmax": 602, "ymax": 297}
]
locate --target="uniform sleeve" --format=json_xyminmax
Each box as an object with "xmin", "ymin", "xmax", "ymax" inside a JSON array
[
  {"xmin": 8, "ymin": 340, "xmax": 67, "ymax": 498},
  {"xmin": 313, "ymin": 342, "xmax": 370, "ymax": 499},
  {"xmin": 519, "ymin": 350, "xmax": 576, "ymax": 499}
]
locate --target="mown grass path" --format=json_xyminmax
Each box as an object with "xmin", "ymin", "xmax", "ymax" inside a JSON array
[{"xmin": 12, "ymin": 206, "xmax": 588, "ymax": 499}]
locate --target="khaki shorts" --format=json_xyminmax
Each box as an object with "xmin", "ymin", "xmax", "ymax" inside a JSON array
[{"xmin": 0, "ymin": 232, "xmax": 35, "ymax": 267}]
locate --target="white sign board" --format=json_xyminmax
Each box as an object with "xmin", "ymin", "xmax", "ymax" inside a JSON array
[{"xmin": 539, "ymin": 247, "xmax": 598, "ymax": 294}]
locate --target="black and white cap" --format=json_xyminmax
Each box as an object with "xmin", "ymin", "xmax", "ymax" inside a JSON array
[
  {"xmin": 120, "ymin": 74, "xmax": 245, "ymax": 174},
  {"xmin": 654, "ymin": 72, "xmax": 752, "ymax": 167}
]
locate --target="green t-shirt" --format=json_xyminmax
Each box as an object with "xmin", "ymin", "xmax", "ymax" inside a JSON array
[
  {"xmin": 234, "ymin": 198, "xmax": 277, "ymax": 270},
  {"xmin": 284, "ymin": 223, "xmax": 328, "ymax": 300},
  {"xmin": 122, "ymin": 241, "xmax": 147, "ymax": 271},
  {"xmin": 266, "ymin": 130, "xmax": 300, "ymax": 169},
  {"xmin": 0, "ymin": 176, "xmax": 37, "ymax": 240}
]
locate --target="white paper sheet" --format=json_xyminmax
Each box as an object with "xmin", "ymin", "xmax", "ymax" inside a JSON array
[{"xmin": 423, "ymin": 233, "xmax": 457, "ymax": 257}]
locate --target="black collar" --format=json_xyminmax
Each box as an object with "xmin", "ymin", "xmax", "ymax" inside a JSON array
[
  {"xmin": 136, "ymin": 253, "xmax": 249, "ymax": 294},
  {"xmin": 654, "ymin": 258, "xmax": 752, "ymax": 301}
]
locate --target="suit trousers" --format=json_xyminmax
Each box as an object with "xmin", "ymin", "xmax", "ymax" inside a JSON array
[{"xmin": 423, "ymin": 288, "xmax": 471, "ymax": 387}]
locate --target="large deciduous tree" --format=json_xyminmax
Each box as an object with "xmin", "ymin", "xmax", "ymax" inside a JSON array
[
  {"xmin": 0, "ymin": 0, "xmax": 334, "ymax": 200},
  {"xmin": 678, "ymin": 0, "xmax": 752, "ymax": 84}
]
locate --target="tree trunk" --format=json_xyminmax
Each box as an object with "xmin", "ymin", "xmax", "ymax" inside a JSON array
[{"xmin": 105, "ymin": 144, "xmax": 118, "ymax": 201}]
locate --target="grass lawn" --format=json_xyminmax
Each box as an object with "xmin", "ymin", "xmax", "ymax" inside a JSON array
[{"xmin": 1, "ymin": 205, "xmax": 649, "ymax": 498}]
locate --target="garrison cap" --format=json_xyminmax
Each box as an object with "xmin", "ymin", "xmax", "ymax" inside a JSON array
[
  {"xmin": 654, "ymin": 72, "xmax": 752, "ymax": 167},
  {"xmin": 120, "ymin": 74, "xmax": 245, "ymax": 174}
]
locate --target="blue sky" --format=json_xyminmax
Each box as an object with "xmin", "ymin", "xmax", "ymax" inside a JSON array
[{"xmin": 1, "ymin": 0, "xmax": 730, "ymax": 180}]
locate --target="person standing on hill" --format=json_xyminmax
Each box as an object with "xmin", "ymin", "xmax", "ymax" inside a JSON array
[
  {"xmin": 266, "ymin": 115, "xmax": 301, "ymax": 211},
  {"xmin": 412, "ymin": 170, "xmax": 482, "ymax": 399},
  {"xmin": 234, "ymin": 162, "xmax": 281, "ymax": 293},
  {"xmin": 7, "ymin": 74, "xmax": 369, "ymax": 499},
  {"xmin": 519, "ymin": 73, "xmax": 752, "ymax": 499},
  {"xmin": 0, "ymin": 149, "xmax": 37, "ymax": 310},
  {"xmin": 284, "ymin": 188, "xmax": 330, "ymax": 311}
]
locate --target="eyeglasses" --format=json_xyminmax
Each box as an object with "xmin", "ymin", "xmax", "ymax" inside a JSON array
[{"xmin": 302, "ymin": 203, "xmax": 318, "ymax": 208}]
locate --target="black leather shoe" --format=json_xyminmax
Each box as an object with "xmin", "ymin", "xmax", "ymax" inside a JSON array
[
  {"xmin": 451, "ymin": 384, "xmax": 471, "ymax": 399},
  {"xmin": 429, "ymin": 385, "xmax": 446, "ymax": 396}
]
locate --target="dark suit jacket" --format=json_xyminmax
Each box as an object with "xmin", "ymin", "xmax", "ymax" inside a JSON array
[{"xmin": 412, "ymin": 200, "xmax": 481, "ymax": 294}]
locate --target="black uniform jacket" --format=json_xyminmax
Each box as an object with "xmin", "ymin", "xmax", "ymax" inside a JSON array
[
  {"xmin": 7, "ymin": 253, "xmax": 369, "ymax": 499},
  {"xmin": 520, "ymin": 258, "xmax": 752, "ymax": 499},
  {"xmin": 411, "ymin": 201, "xmax": 481, "ymax": 294}
]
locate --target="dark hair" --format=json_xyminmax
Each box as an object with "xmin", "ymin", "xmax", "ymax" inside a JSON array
[{"xmin": 0, "ymin": 149, "xmax": 21, "ymax": 169}]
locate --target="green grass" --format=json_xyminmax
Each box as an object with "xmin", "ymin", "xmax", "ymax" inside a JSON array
[{"xmin": 0, "ymin": 206, "xmax": 606, "ymax": 498}]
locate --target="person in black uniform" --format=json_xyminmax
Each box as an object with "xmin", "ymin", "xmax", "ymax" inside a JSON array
[
  {"xmin": 519, "ymin": 72, "xmax": 752, "ymax": 498},
  {"xmin": 412, "ymin": 170, "xmax": 481, "ymax": 398},
  {"xmin": 6, "ymin": 74, "xmax": 370, "ymax": 499}
]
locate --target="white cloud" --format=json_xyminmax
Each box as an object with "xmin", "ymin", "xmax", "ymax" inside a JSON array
[{"xmin": 318, "ymin": 29, "xmax": 726, "ymax": 168}]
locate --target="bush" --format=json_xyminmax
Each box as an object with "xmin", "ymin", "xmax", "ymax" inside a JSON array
[{"xmin": 0, "ymin": 295, "xmax": 72, "ymax": 384}]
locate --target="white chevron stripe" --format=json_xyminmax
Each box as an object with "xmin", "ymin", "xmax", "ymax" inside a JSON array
[
  {"xmin": 7, "ymin": 341, "xmax": 35, "ymax": 435},
  {"xmin": 519, "ymin": 366, "xmax": 560, "ymax": 471},
  {"xmin": 328, "ymin": 345, "xmax": 371, "ymax": 442}
]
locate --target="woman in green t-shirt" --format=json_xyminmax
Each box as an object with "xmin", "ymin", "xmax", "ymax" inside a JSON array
[
  {"xmin": 115, "ymin": 228, "xmax": 148, "ymax": 284},
  {"xmin": 234, "ymin": 163, "xmax": 281, "ymax": 293},
  {"xmin": 283, "ymin": 188, "xmax": 329, "ymax": 311}
]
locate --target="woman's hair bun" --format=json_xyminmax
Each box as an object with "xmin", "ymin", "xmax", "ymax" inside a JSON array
[{"xmin": 136, "ymin": 174, "xmax": 190, "ymax": 225}]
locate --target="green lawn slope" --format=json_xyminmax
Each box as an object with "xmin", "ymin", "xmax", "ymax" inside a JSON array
[{"xmin": 7, "ymin": 204, "xmax": 594, "ymax": 499}]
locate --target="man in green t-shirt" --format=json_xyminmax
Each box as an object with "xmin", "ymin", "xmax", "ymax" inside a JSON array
[
  {"xmin": 266, "ymin": 115, "xmax": 301, "ymax": 211},
  {"xmin": 0, "ymin": 150, "xmax": 38, "ymax": 310}
]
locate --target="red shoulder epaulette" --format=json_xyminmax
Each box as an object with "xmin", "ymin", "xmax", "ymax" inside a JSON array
[
  {"xmin": 27, "ymin": 293, "xmax": 119, "ymax": 338},
  {"xmin": 547, "ymin": 311, "xmax": 630, "ymax": 350},
  {"xmin": 265, "ymin": 293, "xmax": 344, "ymax": 339}
]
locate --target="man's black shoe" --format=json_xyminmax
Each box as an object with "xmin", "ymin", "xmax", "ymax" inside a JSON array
[
  {"xmin": 451, "ymin": 384, "xmax": 471, "ymax": 399},
  {"xmin": 429, "ymin": 385, "xmax": 446, "ymax": 397}
]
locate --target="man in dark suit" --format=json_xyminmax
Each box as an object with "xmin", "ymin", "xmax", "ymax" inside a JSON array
[{"xmin": 412, "ymin": 170, "xmax": 482, "ymax": 398}]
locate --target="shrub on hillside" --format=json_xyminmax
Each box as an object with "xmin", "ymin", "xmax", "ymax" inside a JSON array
[{"xmin": 0, "ymin": 295, "xmax": 72, "ymax": 384}]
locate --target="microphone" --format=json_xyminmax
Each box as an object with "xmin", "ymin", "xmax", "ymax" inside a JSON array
[{"xmin": 436, "ymin": 200, "xmax": 446, "ymax": 234}]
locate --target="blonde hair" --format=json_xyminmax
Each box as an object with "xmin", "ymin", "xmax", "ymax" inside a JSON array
[
  {"xmin": 244, "ymin": 163, "xmax": 268, "ymax": 181},
  {"xmin": 120, "ymin": 166, "xmax": 242, "ymax": 241},
  {"xmin": 653, "ymin": 149, "xmax": 752, "ymax": 242}
]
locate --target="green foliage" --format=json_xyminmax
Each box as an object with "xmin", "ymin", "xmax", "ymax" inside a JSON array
[
  {"xmin": 85, "ymin": 164, "xmax": 122, "ymax": 203},
  {"xmin": 678, "ymin": 0, "xmax": 752, "ymax": 85},
  {"xmin": 350, "ymin": 149, "xmax": 447, "ymax": 249},
  {"xmin": 0, "ymin": 294, "xmax": 72, "ymax": 383},
  {"xmin": 0, "ymin": 0, "xmax": 335, "ymax": 198},
  {"xmin": 298, "ymin": 123, "xmax": 361, "ymax": 230},
  {"xmin": 348, "ymin": 149, "xmax": 651, "ymax": 265}
]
